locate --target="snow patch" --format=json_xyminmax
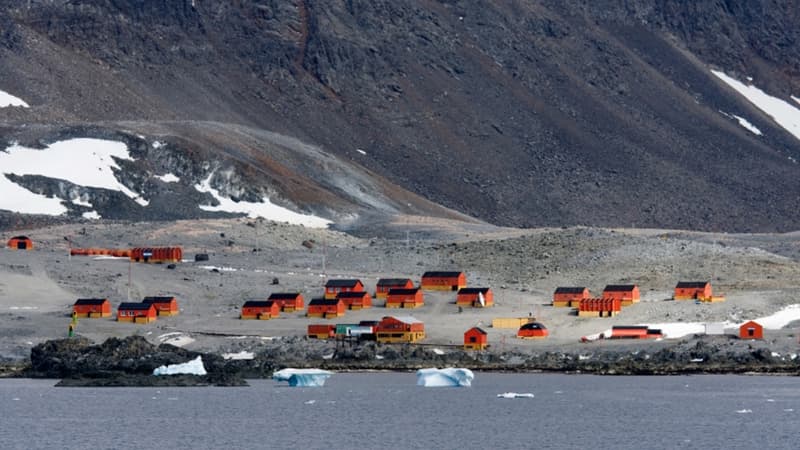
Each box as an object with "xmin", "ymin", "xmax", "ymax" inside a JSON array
[
  {"xmin": 272, "ymin": 368, "xmax": 333, "ymax": 387},
  {"xmin": 0, "ymin": 138, "xmax": 149, "ymax": 215},
  {"xmin": 82, "ymin": 211, "xmax": 101, "ymax": 220},
  {"xmin": 158, "ymin": 332, "xmax": 195, "ymax": 347},
  {"xmin": 416, "ymin": 368, "xmax": 474, "ymax": 387},
  {"xmin": 194, "ymin": 173, "xmax": 330, "ymax": 228},
  {"xmin": 356, "ymin": 148, "xmax": 367, "ymax": 155},
  {"xmin": 156, "ymin": 173, "xmax": 180, "ymax": 183},
  {"xmin": 712, "ymin": 70, "xmax": 800, "ymax": 142},
  {"xmin": 732, "ymin": 114, "xmax": 762, "ymax": 135},
  {"xmin": 153, "ymin": 356, "xmax": 207, "ymax": 376},
  {"xmin": 222, "ymin": 351, "xmax": 255, "ymax": 360},
  {"xmin": 0, "ymin": 89, "xmax": 28, "ymax": 108}
]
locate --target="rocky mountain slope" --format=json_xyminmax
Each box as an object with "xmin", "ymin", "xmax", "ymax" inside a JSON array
[{"xmin": 1, "ymin": 1, "xmax": 798, "ymax": 232}]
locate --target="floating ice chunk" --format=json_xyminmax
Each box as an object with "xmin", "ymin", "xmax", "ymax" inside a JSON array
[
  {"xmin": 497, "ymin": 392, "xmax": 534, "ymax": 399},
  {"xmin": 153, "ymin": 356, "xmax": 207, "ymax": 376},
  {"xmin": 416, "ymin": 368, "xmax": 474, "ymax": 387},
  {"xmin": 273, "ymin": 368, "xmax": 333, "ymax": 387},
  {"xmin": 736, "ymin": 409, "xmax": 752, "ymax": 414}
]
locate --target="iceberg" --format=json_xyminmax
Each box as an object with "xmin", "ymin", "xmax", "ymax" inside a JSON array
[
  {"xmin": 153, "ymin": 356, "xmax": 207, "ymax": 376},
  {"xmin": 416, "ymin": 368, "xmax": 474, "ymax": 387},
  {"xmin": 272, "ymin": 368, "xmax": 333, "ymax": 387}
]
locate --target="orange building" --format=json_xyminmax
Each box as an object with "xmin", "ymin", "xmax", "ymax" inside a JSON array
[
  {"xmin": 240, "ymin": 300, "xmax": 280, "ymax": 320},
  {"xmin": 129, "ymin": 247, "xmax": 182, "ymax": 263},
  {"xmin": 376, "ymin": 316, "xmax": 425, "ymax": 343},
  {"xmin": 385, "ymin": 288, "xmax": 424, "ymax": 309},
  {"xmin": 578, "ymin": 298, "xmax": 621, "ymax": 317},
  {"xmin": 307, "ymin": 298, "xmax": 346, "ymax": 318},
  {"xmin": 602, "ymin": 284, "xmax": 640, "ymax": 306},
  {"xmin": 673, "ymin": 281, "xmax": 713, "ymax": 300},
  {"xmin": 609, "ymin": 326, "xmax": 663, "ymax": 339},
  {"xmin": 464, "ymin": 327, "xmax": 488, "ymax": 350},
  {"xmin": 420, "ymin": 271, "xmax": 466, "ymax": 291},
  {"xmin": 456, "ymin": 287, "xmax": 494, "ymax": 307},
  {"xmin": 517, "ymin": 322, "xmax": 549, "ymax": 339},
  {"xmin": 739, "ymin": 320, "xmax": 763, "ymax": 339},
  {"xmin": 307, "ymin": 324, "xmax": 336, "ymax": 339},
  {"xmin": 337, "ymin": 291, "xmax": 373, "ymax": 310},
  {"xmin": 324, "ymin": 279, "xmax": 365, "ymax": 299},
  {"xmin": 552, "ymin": 287, "xmax": 590, "ymax": 307},
  {"xmin": 7, "ymin": 236, "xmax": 33, "ymax": 250},
  {"xmin": 142, "ymin": 296, "xmax": 179, "ymax": 316},
  {"xmin": 117, "ymin": 303, "xmax": 157, "ymax": 323},
  {"xmin": 268, "ymin": 292, "xmax": 305, "ymax": 312},
  {"xmin": 73, "ymin": 298, "xmax": 111, "ymax": 318},
  {"xmin": 375, "ymin": 278, "xmax": 414, "ymax": 298}
]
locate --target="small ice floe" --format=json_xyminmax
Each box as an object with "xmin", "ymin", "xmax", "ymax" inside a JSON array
[
  {"xmin": 222, "ymin": 351, "xmax": 255, "ymax": 360},
  {"xmin": 735, "ymin": 409, "xmax": 753, "ymax": 414},
  {"xmin": 12, "ymin": 398, "xmax": 20, "ymax": 401},
  {"xmin": 497, "ymin": 392, "xmax": 535, "ymax": 399},
  {"xmin": 784, "ymin": 409, "xmax": 794, "ymax": 412},
  {"xmin": 416, "ymin": 368, "xmax": 474, "ymax": 387},
  {"xmin": 304, "ymin": 400, "xmax": 316, "ymax": 405},
  {"xmin": 153, "ymin": 356, "xmax": 207, "ymax": 376},
  {"xmin": 168, "ymin": 397, "xmax": 179, "ymax": 401},
  {"xmin": 766, "ymin": 399, "xmax": 775, "ymax": 402},
  {"xmin": 553, "ymin": 391, "xmax": 563, "ymax": 395},
  {"xmin": 272, "ymin": 368, "xmax": 333, "ymax": 387}
]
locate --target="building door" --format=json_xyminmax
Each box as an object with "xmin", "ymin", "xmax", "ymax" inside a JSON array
[
  {"xmin": 17, "ymin": 241, "xmax": 26, "ymax": 249},
  {"xmin": 748, "ymin": 327, "xmax": 755, "ymax": 337}
]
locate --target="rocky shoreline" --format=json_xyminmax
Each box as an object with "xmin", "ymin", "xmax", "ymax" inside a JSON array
[{"xmin": 2, "ymin": 334, "xmax": 797, "ymax": 386}]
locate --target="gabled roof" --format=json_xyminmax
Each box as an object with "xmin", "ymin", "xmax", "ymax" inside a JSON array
[
  {"xmin": 554, "ymin": 287, "xmax": 587, "ymax": 294},
  {"xmin": 268, "ymin": 292, "xmax": 302, "ymax": 300},
  {"xmin": 243, "ymin": 300, "xmax": 277, "ymax": 308},
  {"xmin": 118, "ymin": 302, "xmax": 154, "ymax": 311},
  {"xmin": 74, "ymin": 298, "xmax": 109, "ymax": 305},
  {"xmin": 377, "ymin": 278, "xmax": 413, "ymax": 286},
  {"xmin": 387, "ymin": 288, "xmax": 420, "ymax": 295},
  {"xmin": 10, "ymin": 235, "xmax": 31, "ymax": 240},
  {"xmin": 325, "ymin": 279, "xmax": 362, "ymax": 288},
  {"xmin": 603, "ymin": 284, "xmax": 638, "ymax": 291},
  {"xmin": 466, "ymin": 327, "xmax": 487, "ymax": 335},
  {"xmin": 458, "ymin": 287, "xmax": 491, "ymax": 294},
  {"xmin": 309, "ymin": 298, "xmax": 343, "ymax": 306},
  {"xmin": 422, "ymin": 271, "xmax": 464, "ymax": 278},
  {"xmin": 143, "ymin": 296, "xmax": 176, "ymax": 304},
  {"xmin": 383, "ymin": 315, "xmax": 423, "ymax": 324},
  {"xmin": 675, "ymin": 281, "xmax": 710, "ymax": 288}
]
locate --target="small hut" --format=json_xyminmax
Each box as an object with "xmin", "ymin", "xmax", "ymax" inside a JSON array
[
  {"xmin": 385, "ymin": 288, "xmax": 424, "ymax": 309},
  {"xmin": 117, "ymin": 303, "xmax": 157, "ymax": 323},
  {"xmin": 739, "ymin": 320, "xmax": 763, "ymax": 340},
  {"xmin": 7, "ymin": 236, "xmax": 33, "ymax": 250},
  {"xmin": 142, "ymin": 296, "xmax": 179, "ymax": 316},
  {"xmin": 324, "ymin": 279, "xmax": 365, "ymax": 299},
  {"xmin": 456, "ymin": 288, "xmax": 494, "ymax": 308},
  {"xmin": 307, "ymin": 324, "xmax": 336, "ymax": 339},
  {"xmin": 602, "ymin": 285, "xmax": 640, "ymax": 306},
  {"xmin": 375, "ymin": 278, "xmax": 414, "ymax": 298},
  {"xmin": 420, "ymin": 271, "xmax": 466, "ymax": 291},
  {"xmin": 241, "ymin": 300, "xmax": 280, "ymax": 320},
  {"xmin": 464, "ymin": 327, "xmax": 488, "ymax": 350},
  {"xmin": 674, "ymin": 281, "xmax": 712, "ymax": 300},
  {"xmin": 268, "ymin": 292, "xmax": 305, "ymax": 312},
  {"xmin": 336, "ymin": 291, "xmax": 373, "ymax": 310},
  {"xmin": 73, "ymin": 298, "xmax": 111, "ymax": 318},
  {"xmin": 552, "ymin": 287, "xmax": 590, "ymax": 307},
  {"xmin": 307, "ymin": 298, "xmax": 346, "ymax": 318}
]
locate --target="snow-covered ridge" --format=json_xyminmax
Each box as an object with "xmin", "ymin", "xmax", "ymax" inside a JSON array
[
  {"xmin": 0, "ymin": 89, "xmax": 28, "ymax": 108},
  {"xmin": 711, "ymin": 70, "xmax": 800, "ymax": 142}
]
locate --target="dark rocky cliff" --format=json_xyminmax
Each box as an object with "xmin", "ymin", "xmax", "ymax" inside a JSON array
[{"xmin": 1, "ymin": 1, "xmax": 798, "ymax": 231}]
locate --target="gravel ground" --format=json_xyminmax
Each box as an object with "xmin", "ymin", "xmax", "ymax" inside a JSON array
[{"xmin": 1, "ymin": 216, "xmax": 799, "ymax": 362}]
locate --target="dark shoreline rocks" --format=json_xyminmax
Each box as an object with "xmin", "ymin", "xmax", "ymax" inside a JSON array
[{"xmin": 7, "ymin": 334, "xmax": 799, "ymax": 386}]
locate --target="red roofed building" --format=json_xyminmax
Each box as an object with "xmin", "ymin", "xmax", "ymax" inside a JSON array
[
  {"xmin": 517, "ymin": 322, "xmax": 549, "ymax": 339},
  {"xmin": 673, "ymin": 281, "xmax": 712, "ymax": 301},
  {"xmin": 578, "ymin": 298, "xmax": 621, "ymax": 317},
  {"xmin": 552, "ymin": 287, "xmax": 590, "ymax": 307},
  {"xmin": 307, "ymin": 298, "xmax": 346, "ymax": 318},
  {"xmin": 739, "ymin": 320, "xmax": 763, "ymax": 340},
  {"xmin": 602, "ymin": 285, "xmax": 640, "ymax": 306},
  {"xmin": 142, "ymin": 296, "xmax": 179, "ymax": 316}
]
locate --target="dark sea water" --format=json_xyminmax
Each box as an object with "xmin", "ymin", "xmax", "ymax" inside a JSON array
[{"xmin": 1, "ymin": 373, "xmax": 797, "ymax": 450}]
